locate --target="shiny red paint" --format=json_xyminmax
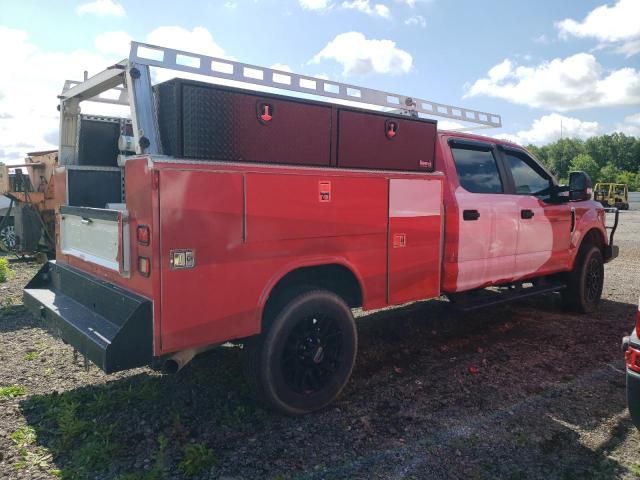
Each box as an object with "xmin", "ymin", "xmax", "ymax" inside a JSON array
[{"xmin": 55, "ymin": 129, "xmax": 610, "ymax": 358}]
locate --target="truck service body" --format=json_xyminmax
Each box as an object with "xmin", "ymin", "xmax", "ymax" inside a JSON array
[{"xmin": 24, "ymin": 42, "xmax": 619, "ymax": 414}]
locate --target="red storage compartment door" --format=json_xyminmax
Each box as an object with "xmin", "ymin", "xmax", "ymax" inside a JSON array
[
  {"xmin": 388, "ymin": 178, "xmax": 443, "ymax": 305},
  {"xmin": 337, "ymin": 109, "xmax": 437, "ymax": 171},
  {"xmin": 180, "ymin": 83, "xmax": 332, "ymax": 166},
  {"xmin": 159, "ymin": 169, "xmax": 247, "ymax": 354}
]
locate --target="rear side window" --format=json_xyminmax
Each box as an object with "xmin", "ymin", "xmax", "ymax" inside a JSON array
[{"xmin": 451, "ymin": 147, "xmax": 503, "ymax": 194}]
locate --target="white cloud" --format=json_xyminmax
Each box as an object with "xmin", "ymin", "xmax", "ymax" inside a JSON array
[
  {"xmin": 438, "ymin": 120, "xmax": 465, "ymax": 130},
  {"xmin": 77, "ymin": 0, "xmax": 125, "ymax": 17},
  {"xmin": 270, "ymin": 63, "xmax": 293, "ymax": 72},
  {"xmin": 341, "ymin": 0, "xmax": 391, "ymax": 18},
  {"xmin": 556, "ymin": 0, "xmax": 640, "ymax": 56},
  {"xmin": 312, "ymin": 32, "xmax": 412, "ymax": 75},
  {"xmin": 404, "ymin": 14, "xmax": 425, "ymax": 27},
  {"xmin": 299, "ymin": 0, "xmax": 332, "ymax": 10},
  {"xmin": 465, "ymin": 53, "xmax": 640, "ymax": 110},
  {"xmin": 614, "ymin": 112, "xmax": 640, "ymax": 136},
  {"xmin": 533, "ymin": 34, "xmax": 550, "ymax": 44},
  {"xmin": 147, "ymin": 26, "xmax": 225, "ymax": 58},
  {"xmin": 0, "ymin": 26, "xmax": 229, "ymax": 165},
  {"xmin": 0, "ymin": 26, "xmax": 129, "ymax": 164},
  {"xmin": 494, "ymin": 113, "xmax": 600, "ymax": 146},
  {"xmin": 95, "ymin": 31, "xmax": 131, "ymax": 57}
]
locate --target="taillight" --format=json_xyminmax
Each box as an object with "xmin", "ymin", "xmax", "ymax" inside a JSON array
[
  {"xmin": 138, "ymin": 257, "xmax": 150, "ymax": 277},
  {"xmin": 137, "ymin": 225, "xmax": 150, "ymax": 246},
  {"xmin": 626, "ymin": 346, "xmax": 640, "ymax": 374}
]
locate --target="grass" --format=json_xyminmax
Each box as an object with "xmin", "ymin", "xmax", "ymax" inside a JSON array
[
  {"xmin": 179, "ymin": 443, "xmax": 218, "ymax": 477},
  {"xmin": 0, "ymin": 384, "xmax": 27, "ymax": 399},
  {"xmin": 10, "ymin": 425, "xmax": 53, "ymax": 471},
  {"xmin": 25, "ymin": 350, "xmax": 40, "ymax": 361},
  {"xmin": 629, "ymin": 463, "xmax": 640, "ymax": 477},
  {"xmin": 15, "ymin": 348, "xmax": 267, "ymax": 478},
  {"xmin": 0, "ymin": 257, "xmax": 11, "ymax": 282}
]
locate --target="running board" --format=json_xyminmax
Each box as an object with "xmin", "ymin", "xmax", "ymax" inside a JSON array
[{"xmin": 450, "ymin": 282, "xmax": 566, "ymax": 312}]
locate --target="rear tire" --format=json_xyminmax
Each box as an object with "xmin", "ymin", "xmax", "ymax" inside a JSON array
[
  {"xmin": 244, "ymin": 289, "xmax": 357, "ymax": 415},
  {"xmin": 562, "ymin": 244, "xmax": 604, "ymax": 313}
]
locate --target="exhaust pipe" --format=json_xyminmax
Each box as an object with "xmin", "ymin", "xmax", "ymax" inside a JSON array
[{"xmin": 163, "ymin": 345, "xmax": 217, "ymax": 374}]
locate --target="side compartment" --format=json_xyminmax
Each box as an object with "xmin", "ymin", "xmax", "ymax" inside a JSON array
[{"xmin": 388, "ymin": 178, "xmax": 443, "ymax": 304}]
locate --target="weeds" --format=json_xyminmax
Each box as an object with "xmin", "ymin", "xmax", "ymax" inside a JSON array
[
  {"xmin": 179, "ymin": 443, "xmax": 218, "ymax": 477},
  {"xmin": 0, "ymin": 384, "xmax": 27, "ymax": 398},
  {"xmin": 0, "ymin": 257, "xmax": 11, "ymax": 282},
  {"xmin": 11, "ymin": 425, "xmax": 53, "ymax": 471},
  {"xmin": 25, "ymin": 350, "xmax": 40, "ymax": 361},
  {"xmin": 11, "ymin": 426, "xmax": 37, "ymax": 448}
]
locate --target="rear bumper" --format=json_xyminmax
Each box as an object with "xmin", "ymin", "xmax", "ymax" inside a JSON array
[{"xmin": 23, "ymin": 261, "xmax": 153, "ymax": 373}]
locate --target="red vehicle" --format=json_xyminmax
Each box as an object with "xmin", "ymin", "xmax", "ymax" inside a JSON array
[
  {"xmin": 24, "ymin": 42, "xmax": 618, "ymax": 414},
  {"xmin": 623, "ymin": 300, "xmax": 640, "ymax": 429}
]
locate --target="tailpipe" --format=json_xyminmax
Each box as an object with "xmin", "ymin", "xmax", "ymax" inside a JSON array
[{"xmin": 162, "ymin": 345, "xmax": 217, "ymax": 374}]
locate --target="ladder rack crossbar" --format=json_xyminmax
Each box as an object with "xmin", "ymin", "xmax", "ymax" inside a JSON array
[
  {"xmin": 129, "ymin": 42, "xmax": 501, "ymax": 128},
  {"xmin": 62, "ymin": 80, "xmax": 129, "ymax": 106}
]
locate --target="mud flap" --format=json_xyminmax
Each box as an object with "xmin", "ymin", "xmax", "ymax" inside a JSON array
[{"xmin": 23, "ymin": 261, "xmax": 152, "ymax": 373}]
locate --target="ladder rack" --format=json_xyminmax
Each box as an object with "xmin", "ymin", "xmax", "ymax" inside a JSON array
[
  {"xmin": 128, "ymin": 42, "xmax": 501, "ymax": 128},
  {"xmin": 58, "ymin": 41, "xmax": 502, "ymax": 163}
]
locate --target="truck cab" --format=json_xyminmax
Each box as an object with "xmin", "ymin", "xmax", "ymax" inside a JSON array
[{"xmin": 23, "ymin": 41, "xmax": 619, "ymax": 415}]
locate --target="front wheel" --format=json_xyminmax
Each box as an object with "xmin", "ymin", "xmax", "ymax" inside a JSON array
[
  {"xmin": 562, "ymin": 245, "xmax": 604, "ymax": 313},
  {"xmin": 244, "ymin": 289, "xmax": 357, "ymax": 415}
]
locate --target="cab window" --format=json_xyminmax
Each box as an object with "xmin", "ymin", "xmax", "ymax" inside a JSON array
[
  {"xmin": 451, "ymin": 147, "xmax": 503, "ymax": 194},
  {"xmin": 505, "ymin": 153, "xmax": 552, "ymax": 197}
]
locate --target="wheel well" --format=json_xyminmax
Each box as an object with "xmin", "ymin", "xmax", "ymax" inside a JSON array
[
  {"xmin": 581, "ymin": 228, "xmax": 605, "ymax": 253},
  {"xmin": 262, "ymin": 264, "xmax": 362, "ymax": 326}
]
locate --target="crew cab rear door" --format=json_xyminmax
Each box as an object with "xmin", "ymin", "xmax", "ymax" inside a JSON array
[
  {"xmin": 499, "ymin": 147, "xmax": 572, "ymax": 276},
  {"xmin": 445, "ymin": 139, "xmax": 518, "ymax": 291}
]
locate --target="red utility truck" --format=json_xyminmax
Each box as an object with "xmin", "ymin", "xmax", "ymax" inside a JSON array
[{"xmin": 24, "ymin": 43, "xmax": 618, "ymax": 414}]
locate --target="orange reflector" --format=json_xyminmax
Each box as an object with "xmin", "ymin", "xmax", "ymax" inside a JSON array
[
  {"xmin": 138, "ymin": 257, "xmax": 150, "ymax": 277},
  {"xmin": 137, "ymin": 225, "xmax": 150, "ymax": 246}
]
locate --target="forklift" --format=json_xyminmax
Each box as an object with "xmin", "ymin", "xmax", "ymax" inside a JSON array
[{"xmin": 594, "ymin": 183, "xmax": 629, "ymax": 210}]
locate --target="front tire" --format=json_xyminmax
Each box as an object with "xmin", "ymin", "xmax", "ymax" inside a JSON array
[
  {"xmin": 245, "ymin": 289, "xmax": 357, "ymax": 415},
  {"xmin": 562, "ymin": 244, "xmax": 604, "ymax": 313}
]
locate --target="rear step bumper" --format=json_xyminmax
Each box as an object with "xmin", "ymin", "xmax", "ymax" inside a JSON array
[{"xmin": 23, "ymin": 261, "xmax": 153, "ymax": 373}]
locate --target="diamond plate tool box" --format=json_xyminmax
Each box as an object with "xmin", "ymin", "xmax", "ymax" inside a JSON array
[{"xmin": 154, "ymin": 78, "xmax": 437, "ymax": 171}]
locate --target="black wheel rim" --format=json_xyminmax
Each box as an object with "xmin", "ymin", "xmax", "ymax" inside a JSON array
[
  {"xmin": 281, "ymin": 314, "xmax": 343, "ymax": 395},
  {"xmin": 585, "ymin": 256, "xmax": 603, "ymax": 303},
  {"xmin": 0, "ymin": 225, "xmax": 16, "ymax": 250}
]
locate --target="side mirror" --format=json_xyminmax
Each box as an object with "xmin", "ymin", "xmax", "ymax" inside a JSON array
[{"xmin": 569, "ymin": 171, "xmax": 592, "ymax": 201}]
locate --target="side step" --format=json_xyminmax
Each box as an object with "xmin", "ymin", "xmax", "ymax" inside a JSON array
[
  {"xmin": 449, "ymin": 281, "xmax": 566, "ymax": 312},
  {"xmin": 23, "ymin": 261, "xmax": 152, "ymax": 373}
]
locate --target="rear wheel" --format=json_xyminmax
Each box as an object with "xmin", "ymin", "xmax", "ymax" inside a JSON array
[
  {"xmin": 562, "ymin": 244, "xmax": 604, "ymax": 313},
  {"xmin": 0, "ymin": 224, "xmax": 16, "ymax": 250},
  {"xmin": 244, "ymin": 289, "xmax": 357, "ymax": 415}
]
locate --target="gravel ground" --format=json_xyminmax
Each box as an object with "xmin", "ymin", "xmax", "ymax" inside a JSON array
[{"xmin": 0, "ymin": 209, "xmax": 639, "ymax": 479}]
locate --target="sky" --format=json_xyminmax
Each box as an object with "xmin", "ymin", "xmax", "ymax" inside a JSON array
[{"xmin": 0, "ymin": 0, "xmax": 639, "ymax": 164}]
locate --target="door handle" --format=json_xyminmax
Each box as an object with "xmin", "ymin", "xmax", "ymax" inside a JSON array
[
  {"xmin": 463, "ymin": 209, "xmax": 480, "ymax": 221},
  {"xmin": 521, "ymin": 209, "xmax": 535, "ymax": 219}
]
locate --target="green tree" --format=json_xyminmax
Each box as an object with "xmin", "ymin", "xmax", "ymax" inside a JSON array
[
  {"xmin": 569, "ymin": 153, "xmax": 599, "ymax": 181},
  {"xmin": 546, "ymin": 138, "xmax": 585, "ymax": 179},
  {"xmin": 598, "ymin": 163, "xmax": 621, "ymax": 183}
]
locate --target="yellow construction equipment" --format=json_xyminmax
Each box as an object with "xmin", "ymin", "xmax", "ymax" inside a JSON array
[{"xmin": 594, "ymin": 183, "xmax": 629, "ymax": 210}]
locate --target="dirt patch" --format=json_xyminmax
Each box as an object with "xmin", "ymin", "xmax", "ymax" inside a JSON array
[{"xmin": 1, "ymin": 210, "xmax": 639, "ymax": 479}]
